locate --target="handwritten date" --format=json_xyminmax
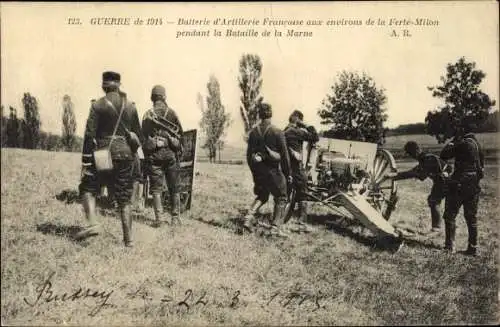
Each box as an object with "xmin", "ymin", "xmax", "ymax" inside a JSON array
[
  {"xmin": 126, "ymin": 282, "xmax": 241, "ymax": 317},
  {"xmin": 266, "ymin": 289, "xmax": 328, "ymax": 311}
]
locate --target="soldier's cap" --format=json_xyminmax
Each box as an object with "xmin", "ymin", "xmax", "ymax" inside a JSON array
[
  {"xmin": 289, "ymin": 110, "xmax": 304, "ymax": 121},
  {"xmin": 102, "ymin": 71, "xmax": 121, "ymax": 88},
  {"xmin": 258, "ymin": 103, "xmax": 272, "ymax": 119},
  {"xmin": 404, "ymin": 141, "xmax": 420, "ymax": 155},
  {"xmin": 151, "ymin": 85, "xmax": 166, "ymax": 97}
]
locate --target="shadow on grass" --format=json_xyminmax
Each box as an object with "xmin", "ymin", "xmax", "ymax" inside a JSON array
[
  {"xmin": 307, "ymin": 213, "xmax": 442, "ymax": 252},
  {"xmin": 199, "ymin": 213, "xmax": 239, "ymax": 230},
  {"xmin": 309, "ymin": 213, "xmax": 377, "ymax": 246},
  {"xmin": 55, "ymin": 189, "xmax": 116, "ymax": 211},
  {"xmin": 195, "ymin": 209, "xmax": 275, "ymax": 236},
  {"xmin": 55, "ymin": 189, "xmax": 80, "ymax": 204},
  {"xmin": 36, "ymin": 222, "xmax": 91, "ymax": 245},
  {"xmin": 399, "ymin": 237, "xmax": 442, "ymax": 251}
]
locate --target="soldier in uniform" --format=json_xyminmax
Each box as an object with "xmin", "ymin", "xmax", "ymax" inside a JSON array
[
  {"xmin": 142, "ymin": 85, "xmax": 184, "ymax": 226},
  {"xmin": 244, "ymin": 103, "xmax": 292, "ymax": 237},
  {"xmin": 283, "ymin": 110, "xmax": 319, "ymax": 233},
  {"xmin": 440, "ymin": 123, "xmax": 484, "ymax": 255},
  {"xmin": 384, "ymin": 141, "xmax": 452, "ymax": 234},
  {"xmin": 77, "ymin": 71, "xmax": 143, "ymax": 247}
]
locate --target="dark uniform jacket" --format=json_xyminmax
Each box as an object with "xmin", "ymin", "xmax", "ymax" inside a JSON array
[
  {"xmin": 82, "ymin": 91, "xmax": 142, "ymax": 163},
  {"xmin": 284, "ymin": 123, "xmax": 319, "ymax": 163},
  {"xmin": 246, "ymin": 120, "xmax": 291, "ymax": 178},
  {"xmin": 440, "ymin": 133, "xmax": 484, "ymax": 179},
  {"xmin": 141, "ymin": 100, "xmax": 183, "ymax": 162},
  {"xmin": 397, "ymin": 152, "xmax": 451, "ymax": 183}
]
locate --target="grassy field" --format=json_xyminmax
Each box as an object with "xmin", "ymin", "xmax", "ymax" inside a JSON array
[{"xmin": 1, "ymin": 148, "xmax": 499, "ymax": 326}]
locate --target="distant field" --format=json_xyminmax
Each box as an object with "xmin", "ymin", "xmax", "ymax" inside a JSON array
[
  {"xmin": 196, "ymin": 143, "xmax": 246, "ymax": 164},
  {"xmin": 1, "ymin": 148, "xmax": 499, "ymax": 325},
  {"xmin": 384, "ymin": 132, "xmax": 499, "ymax": 150}
]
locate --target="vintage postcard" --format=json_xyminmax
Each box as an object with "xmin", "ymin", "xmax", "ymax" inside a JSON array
[{"xmin": 1, "ymin": 1, "xmax": 498, "ymax": 326}]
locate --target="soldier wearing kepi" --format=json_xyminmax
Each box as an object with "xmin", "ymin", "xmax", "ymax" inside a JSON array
[
  {"xmin": 142, "ymin": 85, "xmax": 184, "ymax": 226},
  {"xmin": 384, "ymin": 141, "xmax": 452, "ymax": 234},
  {"xmin": 283, "ymin": 110, "xmax": 319, "ymax": 233},
  {"xmin": 244, "ymin": 103, "xmax": 292, "ymax": 237},
  {"xmin": 440, "ymin": 122, "xmax": 484, "ymax": 256},
  {"xmin": 77, "ymin": 71, "xmax": 143, "ymax": 247}
]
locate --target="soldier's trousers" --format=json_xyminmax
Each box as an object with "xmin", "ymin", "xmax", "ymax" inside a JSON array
[
  {"xmin": 427, "ymin": 181, "xmax": 447, "ymax": 229},
  {"xmin": 132, "ymin": 156, "xmax": 145, "ymax": 184},
  {"xmin": 443, "ymin": 176, "xmax": 480, "ymax": 248},
  {"xmin": 251, "ymin": 163, "xmax": 287, "ymax": 205},
  {"xmin": 79, "ymin": 159, "xmax": 134, "ymax": 206},
  {"xmin": 148, "ymin": 158, "xmax": 180, "ymax": 196},
  {"xmin": 291, "ymin": 161, "xmax": 308, "ymax": 202}
]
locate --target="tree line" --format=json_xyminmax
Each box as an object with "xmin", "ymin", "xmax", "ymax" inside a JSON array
[
  {"xmin": 386, "ymin": 110, "xmax": 498, "ymax": 137},
  {"xmin": 1, "ymin": 93, "xmax": 81, "ymax": 152},
  {"xmin": 2, "ymin": 56, "xmax": 496, "ymax": 158},
  {"xmin": 233, "ymin": 55, "xmax": 496, "ymax": 148}
]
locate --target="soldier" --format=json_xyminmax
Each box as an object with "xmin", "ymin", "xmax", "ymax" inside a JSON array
[
  {"xmin": 439, "ymin": 122, "xmax": 484, "ymax": 255},
  {"xmin": 384, "ymin": 141, "xmax": 452, "ymax": 234},
  {"xmin": 142, "ymin": 85, "xmax": 184, "ymax": 226},
  {"xmin": 244, "ymin": 103, "xmax": 292, "ymax": 237},
  {"xmin": 77, "ymin": 71, "xmax": 143, "ymax": 247},
  {"xmin": 283, "ymin": 110, "xmax": 319, "ymax": 233}
]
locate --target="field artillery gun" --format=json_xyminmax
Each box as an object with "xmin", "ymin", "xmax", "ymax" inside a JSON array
[{"xmin": 285, "ymin": 137, "xmax": 402, "ymax": 244}]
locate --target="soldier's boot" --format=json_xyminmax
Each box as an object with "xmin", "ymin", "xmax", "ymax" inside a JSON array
[
  {"xmin": 242, "ymin": 212, "xmax": 255, "ymax": 232},
  {"xmin": 464, "ymin": 244, "xmax": 477, "ymax": 256},
  {"xmin": 137, "ymin": 183, "xmax": 145, "ymax": 211},
  {"xmin": 464, "ymin": 218, "xmax": 478, "ymax": 256},
  {"xmin": 243, "ymin": 199, "xmax": 263, "ymax": 231},
  {"xmin": 130, "ymin": 181, "xmax": 138, "ymax": 208},
  {"xmin": 75, "ymin": 192, "xmax": 102, "ymax": 240},
  {"xmin": 297, "ymin": 201, "xmax": 312, "ymax": 233},
  {"xmin": 429, "ymin": 203, "xmax": 442, "ymax": 233},
  {"xmin": 152, "ymin": 193, "xmax": 163, "ymax": 227},
  {"xmin": 444, "ymin": 222, "xmax": 456, "ymax": 253},
  {"xmin": 131, "ymin": 181, "xmax": 144, "ymax": 213},
  {"xmin": 270, "ymin": 202, "xmax": 288, "ymax": 238},
  {"xmin": 120, "ymin": 204, "xmax": 133, "ymax": 247},
  {"xmin": 171, "ymin": 193, "xmax": 182, "ymax": 226}
]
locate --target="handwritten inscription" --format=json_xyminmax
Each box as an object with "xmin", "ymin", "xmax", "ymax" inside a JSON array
[
  {"xmin": 265, "ymin": 289, "xmax": 328, "ymax": 312},
  {"xmin": 125, "ymin": 281, "xmax": 242, "ymax": 318},
  {"xmin": 23, "ymin": 271, "xmax": 114, "ymax": 317},
  {"xmin": 22, "ymin": 271, "xmax": 342, "ymax": 318}
]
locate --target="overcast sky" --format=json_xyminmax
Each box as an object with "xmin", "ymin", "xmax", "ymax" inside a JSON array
[{"xmin": 1, "ymin": 2, "xmax": 498, "ymax": 147}]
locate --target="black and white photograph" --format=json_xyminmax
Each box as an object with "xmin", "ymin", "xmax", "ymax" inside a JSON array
[{"xmin": 1, "ymin": 1, "xmax": 499, "ymax": 325}]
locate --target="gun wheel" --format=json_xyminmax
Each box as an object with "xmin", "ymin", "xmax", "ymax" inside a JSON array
[{"xmin": 365, "ymin": 149, "xmax": 399, "ymax": 220}]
